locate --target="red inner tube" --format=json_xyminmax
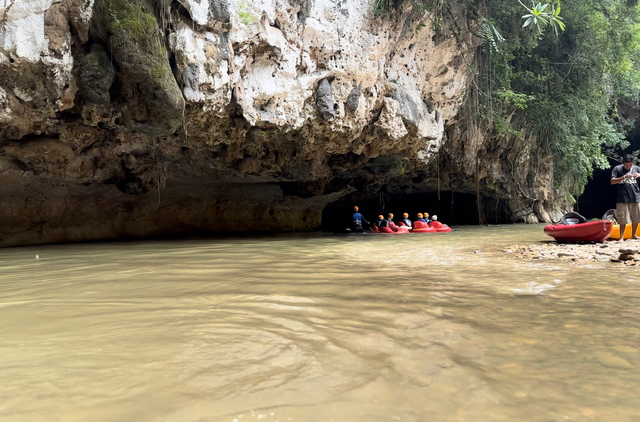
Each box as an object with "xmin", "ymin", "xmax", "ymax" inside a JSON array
[{"xmin": 413, "ymin": 228, "xmax": 436, "ymax": 233}]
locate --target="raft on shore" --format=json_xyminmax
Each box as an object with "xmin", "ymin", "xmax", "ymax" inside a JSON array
[{"xmin": 544, "ymin": 212, "xmax": 612, "ymax": 243}]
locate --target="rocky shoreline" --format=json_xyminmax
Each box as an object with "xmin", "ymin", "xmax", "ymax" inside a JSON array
[{"xmin": 502, "ymin": 240, "xmax": 640, "ymax": 266}]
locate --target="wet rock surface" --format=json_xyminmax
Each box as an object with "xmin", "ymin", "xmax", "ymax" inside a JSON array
[
  {"xmin": 0, "ymin": 0, "xmax": 571, "ymax": 246},
  {"xmin": 503, "ymin": 240, "xmax": 640, "ymax": 267}
]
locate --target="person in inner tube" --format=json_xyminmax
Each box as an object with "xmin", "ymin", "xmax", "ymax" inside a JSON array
[
  {"xmin": 387, "ymin": 213, "xmax": 405, "ymax": 232},
  {"xmin": 611, "ymin": 154, "xmax": 640, "ymax": 241},
  {"xmin": 375, "ymin": 215, "xmax": 387, "ymax": 230},
  {"xmin": 412, "ymin": 213, "xmax": 428, "ymax": 229},
  {"xmin": 423, "ymin": 213, "xmax": 432, "ymax": 224},
  {"xmin": 352, "ymin": 206, "xmax": 369, "ymax": 233},
  {"xmin": 399, "ymin": 213, "xmax": 412, "ymax": 228},
  {"xmin": 429, "ymin": 215, "xmax": 448, "ymax": 229}
]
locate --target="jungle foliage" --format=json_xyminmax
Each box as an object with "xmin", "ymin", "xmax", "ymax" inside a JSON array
[
  {"xmin": 477, "ymin": 0, "xmax": 640, "ymax": 197},
  {"xmin": 377, "ymin": 0, "xmax": 640, "ymax": 198}
]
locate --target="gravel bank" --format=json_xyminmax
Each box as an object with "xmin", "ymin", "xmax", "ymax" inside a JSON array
[{"xmin": 502, "ymin": 240, "xmax": 640, "ymax": 266}]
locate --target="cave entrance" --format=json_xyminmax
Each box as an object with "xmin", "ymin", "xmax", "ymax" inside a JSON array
[
  {"xmin": 577, "ymin": 127, "xmax": 640, "ymax": 219},
  {"xmin": 576, "ymin": 163, "xmax": 617, "ymax": 219},
  {"xmin": 321, "ymin": 191, "xmax": 512, "ymax": 231}
]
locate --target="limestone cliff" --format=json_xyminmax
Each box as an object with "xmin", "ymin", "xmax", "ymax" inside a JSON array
[{"xmin": 0, "ymin": 0, "xmax": 564, "ymax": 246}]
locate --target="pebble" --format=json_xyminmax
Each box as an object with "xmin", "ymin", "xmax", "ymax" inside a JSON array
[
  {"xmin": 620, "ymin": 248, "xmax": 640, "ymax": 254},
  {"xmin": 558, "ymin": 252, "xmax": 578, "ymax": 258}
]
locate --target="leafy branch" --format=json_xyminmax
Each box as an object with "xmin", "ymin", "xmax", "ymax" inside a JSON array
[{"xmin": 519, "ymin": 1, "xmax": 566, "ymax": 35}]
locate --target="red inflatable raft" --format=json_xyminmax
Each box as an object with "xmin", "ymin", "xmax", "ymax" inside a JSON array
[
  {"xmin": 413, "ymin": 227, "xmax": 437, "ymax": 233},
  {"xmin": 429, "ymin": 221, "xmax": 452, "ymax": 233},
  {"xmin": 544, "ymin": 220, "xmax": 612, "ymax": 243},
  {"xmin": 372, "ymin": 225, "xmax": 410, "ymax": 234},
  {"xmin": 412, "ymin": 221, "xmax": 436, "ymax": 233}
]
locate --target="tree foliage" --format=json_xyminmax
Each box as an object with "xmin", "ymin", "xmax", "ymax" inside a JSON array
[
  {"xmin": 519, "ymin": 1, "xmax": 566, "ymax": 34},
  {"xmin": 474, "ymin": 0, "xmax": 640, "ymax": 196},
  {"xmin": 374, "ymin": 0, "xmax": 640, "ymax": 198}
]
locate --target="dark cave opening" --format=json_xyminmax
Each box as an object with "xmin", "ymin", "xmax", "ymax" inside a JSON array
[
  {"xmin": 321, "ymin": 191, "xmax": 512, "ymax": 231},
  {"xmin": 576, "ymin": 163, "xmax": 617, "ymax": 219},
  {"xmin": 577, "ymin": 129, "xmax": 640, "ymax": 219}
]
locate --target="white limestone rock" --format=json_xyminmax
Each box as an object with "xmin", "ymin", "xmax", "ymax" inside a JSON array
[{"xmin": 1, "ymin": 0, "xmax": 475, "ymax": 162}]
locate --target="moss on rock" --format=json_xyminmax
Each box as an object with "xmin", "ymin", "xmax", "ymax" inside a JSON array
[{"xmin": 92, "ymin": 0, "xmax": 184, "ymax": 136}]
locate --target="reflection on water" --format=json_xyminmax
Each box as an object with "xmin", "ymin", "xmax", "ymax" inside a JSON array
[{"xmin": 1, "ymin": 225, "xmax": 639, "ymax": 421}]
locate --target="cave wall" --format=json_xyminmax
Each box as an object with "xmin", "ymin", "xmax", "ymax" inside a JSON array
[
  {"xmin": 434, "ymin": 112, "xmax": 569, "ymax": 224},
  {"xmin": 0, "ymin": 0, "xmax": 566, "ymax": 246}
]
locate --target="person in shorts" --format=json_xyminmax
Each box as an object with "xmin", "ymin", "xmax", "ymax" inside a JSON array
[{"xmin": 611, "ymin": 154, "xmax": 640, "ymax": 241}]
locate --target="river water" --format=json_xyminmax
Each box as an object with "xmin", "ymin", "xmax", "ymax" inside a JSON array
[{"xmin": 1, "ymin": 225, "xmax": 639, "ymax": 421}]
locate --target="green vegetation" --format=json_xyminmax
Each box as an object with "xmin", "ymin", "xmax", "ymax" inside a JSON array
[
  {"xmin": 479, "ymin": 0, "xmax": 640, "ymax": 196},
  {"xmin": 94, "ymin": 0, "xmax": 166, "ymax": 71},
  {"xmin": 519, "ymin": 1, "xmax": 565, "ymax": 34},
  {"xmin": 92, "ymin": 0, "xmax": 185, "ymax": 136},
  {"xmin": 375, "ymin": 0, "xmax": 640, "ymax": 199},
  {"xmin": 238, "ymin": 3, "xmax": 255, "ymax": 25}
]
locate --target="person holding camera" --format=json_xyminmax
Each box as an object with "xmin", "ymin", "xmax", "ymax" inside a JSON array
[{"xmin": 611, "ymin": 154, "xmax": 640, "ymax": 241}]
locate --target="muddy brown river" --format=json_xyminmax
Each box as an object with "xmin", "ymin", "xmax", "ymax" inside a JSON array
[{"xmin": 1, "ymin": 225, "xmax": 639, "ymax": 421}]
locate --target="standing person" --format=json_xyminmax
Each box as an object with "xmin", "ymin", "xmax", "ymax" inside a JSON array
[
  {"xmin": 611, "ymin": 155, "xmax": 640, "ymax": 241},
  {"xmin": 352, "ymin": 206, "xmax": 369, "ymax": 233}
]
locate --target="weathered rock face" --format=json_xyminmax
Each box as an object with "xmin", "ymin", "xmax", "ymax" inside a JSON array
[
  {"xmin": 439, "ymin": 113, "xmax": 570, "ymax": 224},
  {"xmin": 397, "ymin": 110, "xmax": 570, "ymax": 225},
  {"xmin": 0, "ymin": 0, "xmax": 563, "ymax": 246}
]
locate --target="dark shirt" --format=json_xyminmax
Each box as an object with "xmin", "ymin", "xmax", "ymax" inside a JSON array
[
  {"xmin": 401, "ymin": 218, "xmax": 412, "ymax": 227},
  {"xmin": 612, "ymin": 165, "xmax": 640, "ymax": 203},
  {"xmin": 352, "ymin": 212, "xmax": 369, "ymax": 227},
  {"xmin": 377, "ymin": 219, "xmax": 388, "ymax": 228}
]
